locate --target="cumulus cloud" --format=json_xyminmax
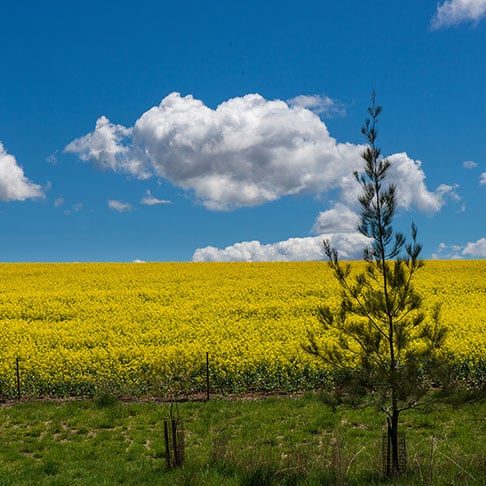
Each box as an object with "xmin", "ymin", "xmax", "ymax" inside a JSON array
[
  {"xmin": 108, "ymin": 199, "xmax": 132, "ymax": 212},
  {"xmin": 287, "ymin": 94, "xmax": 346, "ymax": 117},
  {"xmin": 0, "ymin": 143, "xmax": 44, "ymax": 201},
  {"xmin": 462, "ymin": 160, "xmax": 478, "ymax": 169},
  {"xmin": 431, "ymin": 242, "xmax": 464, "ymax": 259},
  {"xmin": 431, "ymin": 0, "xmax": 486, "ymax": 29},
  {"xmin": 435, "ymin": 184, "xmax": 466, "ymax": 213},
  {"xmin": 65, "ymin": 116, "xmax": 150, "ymax": 179},
  {"xmin": 312, "ymin": 202, "xmax": 360, "ymax": 234},
  {"xmin": 435, "ymin": 183, "xmax": 462, "ymax": 204},
  {"xmin": 192, "ymin": 176, "xmax": 462, "ymax": 262},
  {"xmin": 338, "ymin": 153, "xmax": 460, "ymax": 213},
  {"xmin": 193, "ymin": 196, "xmax": 375, "ymax": 262},
  {"xmin": 140, "ymin": 190, "xmax": 171, "ymax": 206},
  {"xmin": 193, "ymin": 232, "xmax": 370, "ymax": 262},
  {"xmin": 480, "ymin": 172, "xmax": 486, "ymax": 185},
  {"xmin": 130, "ymin": 92, "xmax": 361, "ymax": 210},
  {"xmin": 432, "ymin": 237, "xmax": 486, "ymax": 259},
  {"xmin": 54, "ymin": 197, "xmax": 65, "ymax": 208},
  {"xmin": 66, "ymin": 92, "xmax": 454, "ymax": 214},
  {"xmin": 132, "ymin": 259, "xmax": 146, "ymax": 263},
  {"xmin": 463, "ymin": 237, "xmax": 486, "ymax": 257},
  {"xmin": 383, "ymin": 154, "xmax": 459, "ymax": 212}
]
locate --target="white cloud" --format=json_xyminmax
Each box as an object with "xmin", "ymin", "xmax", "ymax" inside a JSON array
[
  {"xmin": 463, "ymin": 237, "xmax": 486, "ymax": 257},
  {"xmin": 65, "ymin": 116, "xmax": 150, "ymax": 179},
  {"xmin": 46, "ymin": 151, "xmax": 59, "ymax": 165},
  {"xmin": 387, "ymin": 154, "xmax": 459, "ymax": 212},
  {"xmin": 130, "ymin": 92, "xmax": 359, "ymax": 210},
  {"xmin": 66, "ymin": 92, "xmax": 453, "ymax": 214},
  {"xmin": 63, "ymin": 202, "xmax": 83, "ymax": 216},
  {"xmin": 287, "ymin": 94, "xmax": 346, "ymax": 117},
  {"xmin": 431, "ymin": 242, "xmax": 464, "ymax": 259},
  {"xmin": 435, "ymin": 183, "xmax": 462, "ymax": 203},
  {"xmin": 194, "ymin": 199, "xmax": 373, "ymax": 262},
  {"xmin": 54, "ymin": 197, "xmax": 64, "ymax": 208},
  {"xmin": 480, "ymin": 172, "xmax": 486, "ymax": 185},
  {"xmin": 462, "ymin": 160, "xmax": 478, "ymax": 169},
  {"xmin": 108, "ymin": 199, "xmax": 132, "ymax": 212},
  {"xmin": 432, "ymin": 237, "xmax": 486, "ymax": 259},
  {"xmin": 132, "ymin": 259, "xmax": 146, "ymax": 263},
  {"xmin": 193, "ymin": 232, "xmax": 369, "ymax": 262},
  {"xmin": 312, "ymin": 202, "xmax": 360, "ymax": 234},
  {"xmin": 338, "ymin": 153, "xmax": 460, "ymax": 214},
  {"xmin": 431, "ymin": 0, "xmax": 486, "ymax": 29},
  {"xmin": 0, "ymin": 143, "xmax": 44, "ymax": 201},
  {"xmin": 140, "ymin": 190, "xmax": 171, "ymax": 206}
]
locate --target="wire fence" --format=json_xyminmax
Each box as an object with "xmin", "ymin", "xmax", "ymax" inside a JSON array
[
  {"xmin": 0, "ymin": 354, "xmax": 483, "ymax": 402},
  {"xmin": 0, "ymin": 353, "xmax": 333, "ymax": 401}
]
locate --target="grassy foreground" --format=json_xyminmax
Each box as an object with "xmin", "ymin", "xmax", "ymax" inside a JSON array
[{"xmin": 0, "ymin": 395, "xmax": 484, "ymax": 485}]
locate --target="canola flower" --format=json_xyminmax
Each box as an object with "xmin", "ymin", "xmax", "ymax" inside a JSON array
[{"xmin": 0, "ymin": 261, "xmax": 484, "ymax": 397}]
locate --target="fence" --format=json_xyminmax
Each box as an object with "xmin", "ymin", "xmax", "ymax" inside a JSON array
[
  {"xmin": 0, "ymin": 354, "xmax": 212, "ymax": 401},
  {"xmin": 0, "ymin": 352, "xmax": 333, "ymax": 401},
  {"xmin": 0, "ymin": 355, "xmax": 483, "ymax": 402}
]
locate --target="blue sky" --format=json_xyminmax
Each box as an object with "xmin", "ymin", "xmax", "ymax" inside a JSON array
[{"xmin": 0, "ymin": 0, "xmax": 485, "ymax": 262}]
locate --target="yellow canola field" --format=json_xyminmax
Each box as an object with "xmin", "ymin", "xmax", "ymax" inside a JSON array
[{"xmin": 0, "ymin": 261, "xmax": 484, "ymax": 397}]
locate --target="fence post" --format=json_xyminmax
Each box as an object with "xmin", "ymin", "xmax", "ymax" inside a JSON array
[
  {"xmin": 163, "ymin": 420, "xmax": 171, "ymax": 468},
  {"xmin": 164, "ymin": 404, "xmax": 185, "ymax": 468},
  {"xmin": 15, "ymin": 357, "xmax": 21, "ymax": 400},
  {"xmin": 205, "ymin": 352, "xmax": 210, "ymax": 401}
]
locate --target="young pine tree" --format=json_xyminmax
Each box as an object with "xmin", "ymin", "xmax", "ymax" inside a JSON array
[{"xmin": 305, "ymin": 92, "xmax": 447, "ymax": 476}]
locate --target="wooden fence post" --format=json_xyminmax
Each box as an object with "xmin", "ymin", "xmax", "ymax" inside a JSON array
[
  {"xmin": 163, "ymin": 420, "xmax": 171, "ymax": 468},
  {"xmin": 163, "ymin": 403, "xmax": 185, "ymax": 468}
]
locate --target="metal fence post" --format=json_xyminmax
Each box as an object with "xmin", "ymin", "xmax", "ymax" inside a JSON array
[
  {"xmin": 206, "ymin": 352, "xmax": 210, "ymax": 401},
  {"xmin": 15, "ymin": 357, "xmax": 21, "ymax": 400}
]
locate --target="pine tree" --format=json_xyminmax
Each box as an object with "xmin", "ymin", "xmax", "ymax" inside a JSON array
[{"xmin": 305, "ymin": 92, "xmax": 447, "ymax": 475}]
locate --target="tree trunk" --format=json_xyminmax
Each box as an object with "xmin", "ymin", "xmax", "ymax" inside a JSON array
[
  {"xmin": 386, "ymin": 408, "xmax": 401, "ymax": 476},
  {"xmin": 391, "ymin": 409, "xmax": 400, "ymax": 474}
]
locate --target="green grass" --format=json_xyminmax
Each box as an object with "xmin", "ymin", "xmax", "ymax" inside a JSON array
[{"xmin": 0, "ymin": 395, "xmax": 484, "ymax": 485}]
